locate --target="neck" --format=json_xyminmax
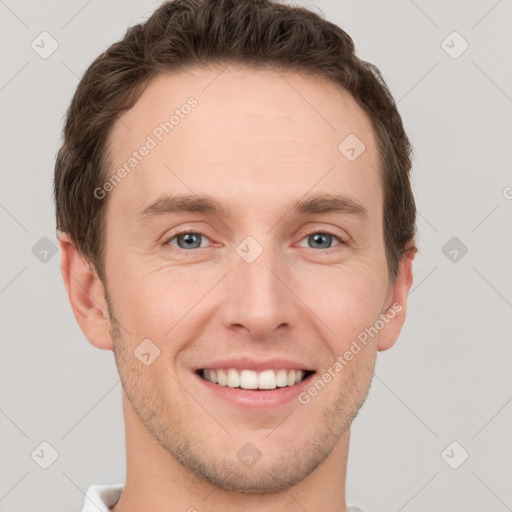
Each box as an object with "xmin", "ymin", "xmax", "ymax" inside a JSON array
[{"xmin": 111, "ymin": 391, "xmax": 350, "ymax": 512}]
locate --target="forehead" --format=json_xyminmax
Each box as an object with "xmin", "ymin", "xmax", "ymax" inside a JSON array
[{"xmin": 105, "ymin": 65, "xmax": 382, "ymax": 223}]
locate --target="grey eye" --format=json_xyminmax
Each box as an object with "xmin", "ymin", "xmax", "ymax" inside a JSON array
[{"xmin": 168, "ymin": 232, "xmax": 208, "ymax": 250}]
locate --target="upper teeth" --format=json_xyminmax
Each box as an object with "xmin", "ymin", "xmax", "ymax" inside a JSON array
[{"xmin": 202, "ymin": 368, "xmax": 308, "ymax": 390}]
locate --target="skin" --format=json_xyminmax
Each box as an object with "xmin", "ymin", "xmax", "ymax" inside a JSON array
[{"xmin": 58, "ymin": 65, "xmax": 416, "ymax": 512}]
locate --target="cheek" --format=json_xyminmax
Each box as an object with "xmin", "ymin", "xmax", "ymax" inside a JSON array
[
  {"xmin": 314, "ymin": 266, "xmax": 387, "ymax": 350},
  {"xmin": 322, "ymin": 260, "xmax": 384, "ymax": 303},
  {"xmin": 105, "ymin": 261, "xmax": 179, "ymax": 341},
  {"xmin": 109, "ymin": 262, "xmax": 226, "ymax": 348}
]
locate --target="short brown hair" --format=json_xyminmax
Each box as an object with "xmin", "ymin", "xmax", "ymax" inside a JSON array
[{"xmin": 54, "ymin": 0, "xmax": 416, "ymax": 285}]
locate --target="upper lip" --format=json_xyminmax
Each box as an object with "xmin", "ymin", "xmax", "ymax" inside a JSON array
[{"xmin": 193, "ymin": 357, "xmax": 315, "ymax": 372}]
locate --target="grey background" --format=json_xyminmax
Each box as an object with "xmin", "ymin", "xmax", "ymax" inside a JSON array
[{"xmin": 1, "ymin": 0, "xmax": 511, "ymax": 511}]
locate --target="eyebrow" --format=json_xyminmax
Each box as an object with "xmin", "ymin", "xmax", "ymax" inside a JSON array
[{"xmin": 137, "ymin": 192, "xmax": 368, "ymax": 224}]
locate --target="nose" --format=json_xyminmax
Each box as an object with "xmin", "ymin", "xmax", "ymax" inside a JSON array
[{"xmin": 220, "ymin": 239, "xmax": 298, "ymax": 339}]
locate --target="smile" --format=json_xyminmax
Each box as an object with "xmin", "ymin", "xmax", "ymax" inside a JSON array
[{"xmin": 197, "ymin": 368, "xmax": 315, "ymax": 390}]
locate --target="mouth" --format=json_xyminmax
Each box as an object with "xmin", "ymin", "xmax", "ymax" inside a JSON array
[
  {"xmin": 195, "ymin": 368, "xmax": 316, "ymax": 391},
  {"xmin": 192, "ymin": 357, "xmax": 317, "ymax": 409}
]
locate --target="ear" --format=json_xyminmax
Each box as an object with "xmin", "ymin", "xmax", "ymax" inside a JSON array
[
  {"xmin": 377, "ymin": 243, "xmax": 417, "ymax": 351},
  {"xmin": 58, "ymin": 231, "xmax": 114, "ymax": 351}
]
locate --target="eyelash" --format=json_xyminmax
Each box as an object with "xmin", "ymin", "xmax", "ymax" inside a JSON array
[{"xmin": 163, "ymin": 227, "xmax": 348, "ymax": 253}]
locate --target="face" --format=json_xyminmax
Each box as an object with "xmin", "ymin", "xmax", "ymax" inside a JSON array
[{"xmin": 93, "ymin": 66, "xmax": 408, "ymax": 492}]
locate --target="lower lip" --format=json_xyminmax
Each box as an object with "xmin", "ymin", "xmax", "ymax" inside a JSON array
[{"xmin": 193, "ymin": 371, "xmax": 315, "ymax": 410}]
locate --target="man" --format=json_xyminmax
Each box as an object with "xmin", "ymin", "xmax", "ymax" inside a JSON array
[{"xmin": 54, "ymin": 0, "xmax": 417, "ymax": 510}]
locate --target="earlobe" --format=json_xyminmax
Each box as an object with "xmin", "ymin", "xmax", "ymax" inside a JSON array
[
  {"xmin": 377, "ymin": 245, "xmax": 417, "ymax": 352},
  {"xmin": 58, "ymin": 231, "xmax": 114, "ymax": 351}
]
